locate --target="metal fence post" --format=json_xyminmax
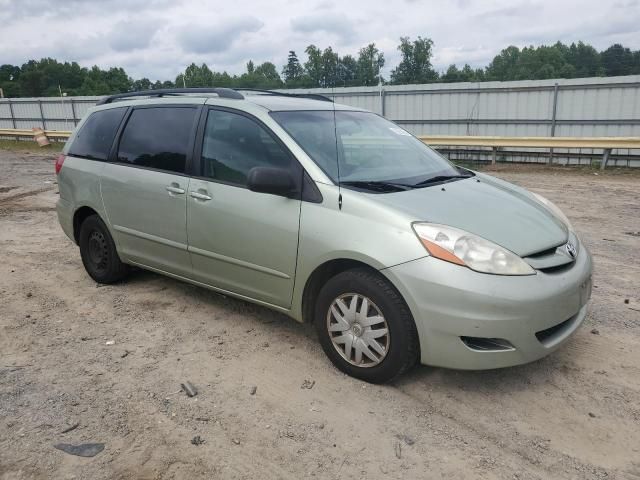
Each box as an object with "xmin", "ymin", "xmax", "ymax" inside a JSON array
[
  {"xmin": 380, "ymin": 88, "xmax": 386, "ymax": 117},
  {"xmin": 38, "ymin": 99, "xmax": 46, "ymax": 129},
  {"xmin": 548, "ymin": 83, "xmax": 559, "ymax": 164},
  {"xmin": 7, "ymin": 99, "xmax": 18, "ymax": 141},
  {"xmin": 70, "ymin": 99, "xmax": 78, "ymax": 126},
  {"xmin": 601, "ymin": 148, "xmax": 611, "ymax": 170}
]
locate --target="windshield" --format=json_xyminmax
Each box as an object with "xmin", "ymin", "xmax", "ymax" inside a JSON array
[{"xmin": 270, "ymin": 110, "xmax": 463, "ymax": 188}]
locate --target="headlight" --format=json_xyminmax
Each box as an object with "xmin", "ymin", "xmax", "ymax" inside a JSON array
[
  {"xmin": 531, "ymin": 192, "xmax": 572, "ymax": 230},
  {"xmin": 412, "ymin": 223, "xmax": 535, "ymax": 275}
]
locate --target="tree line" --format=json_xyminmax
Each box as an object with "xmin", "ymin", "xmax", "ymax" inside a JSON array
[{"xmin": 1, "ymin": 38, "xmax": 639, "ymax": 97}]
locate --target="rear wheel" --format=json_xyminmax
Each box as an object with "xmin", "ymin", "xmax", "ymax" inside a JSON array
[
  {"xmin": 78, "ymin": 214, "xmax": 129, "ymax": 283},
  {"xmin": 314, "ymin": 268, "xmax": 419, "ymax": 383}
]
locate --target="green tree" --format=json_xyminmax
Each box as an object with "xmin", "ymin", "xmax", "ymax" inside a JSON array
[
  {"xmin": 441, "ymin": 64, "xmax": 479, "ymax": 82},
  {"xmin": 282, "ymin": 51, "xmax": 304, "ymax": 87},
  {"xmin": 390, "ymin": 36, "xmax": 438, "ymax": 84},
  {"xmin": 103, "ymin": 67, "xmax": 132, "ymax": 93},
  {"xmin": 565, "ymin": 42, "xmax": 602, "ymax": 77},
  {"xmin": 18, "ymin": 60, "xmax": 47, "ymax": 96},
  {"xmin": 3, "ymin": 40, "xmax": 640, "ymax": 98},
  {"xmin": 253, "ymin": 61, "xmax": 282, "ymax": 88},
  {"xmin": 321, "ymin": 47, "xmax": 340, "ymax": 87},
  {"xmin": 212, "ymin": 71, "xmax": 235, "ymax": 87},
  {"xmin": 235, "ymin": 60, "xmax": 283, "ymax": 88},
  {"xmin": 304, "ymin": 45, "xmax": 324, "ymax": 87},
  {"xmin": 133, "ymin": 78, "xmax": 152, "ymax": 91},
  {"xmin": 356, "ymin": 43, "xmax": 384, "ymax": 86},
  {"xmin": 79, "ymin": 66, "xmax": 111, "ymax": 95},
  {"xmin": 338, "ymin": 54, "xmax": 357, "ymax": 86},
  {"xmin": 485, "ymin": 45, "xmax": 521, "ymax": 80},
  {"xmin": 601, "ymin": 44, "xmax": 635, "ymax": 76},
  {"xmin": 180, "ymin": 63, "xmax": 215, "ymax": 87},
  {"xmin": 0, "ymin": 64, "xmax": 21, "ymax": 97}
]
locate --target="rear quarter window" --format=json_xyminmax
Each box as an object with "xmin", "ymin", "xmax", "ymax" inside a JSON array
[{"xmin": 67, "ymin": 107, "xmax": 127, "ymax": 161}]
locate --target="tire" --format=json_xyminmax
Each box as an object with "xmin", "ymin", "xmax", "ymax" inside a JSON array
[
  {"xmin": 314, "ymin": 267, "xmax": 419, "ymax": 383},
  {"xmin": 78, "ymin": 214, "xmax": 129, "ymax": 284}
]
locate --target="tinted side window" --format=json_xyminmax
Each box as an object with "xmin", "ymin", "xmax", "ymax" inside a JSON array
[
  {"xmin": 68, "ymin": 107, "xmax": 126, "ymax": 160},
  {"xmin": 117, "ymin": 107, "xmax": 197, "ymax": 174},
  {"xmin": 201, "ymin": 110, "xmax": 291, "ymax": 186}
]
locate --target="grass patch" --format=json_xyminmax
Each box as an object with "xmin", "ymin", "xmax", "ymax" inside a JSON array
[{"xmin": 0, "ymin": 139, "xmax": 65, "ymax": 153}]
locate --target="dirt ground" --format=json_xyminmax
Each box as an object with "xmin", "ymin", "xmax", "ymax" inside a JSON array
[{"xmin": 1, "ymin": 150, "xmax": 639, "ymax": 480}]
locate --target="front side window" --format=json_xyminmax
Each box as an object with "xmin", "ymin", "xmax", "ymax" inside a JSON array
[
  {"xmin": 68, "ymin": 107, "xmax": 126, "ymax": 160},
  {"xmin": 200, "ymin": 109, "xmax": 291, "ymax": 186},
  {"xmin": 271, "ymin": 110, "xmax": 465, "ymax": 190},
  {"xmin": 117, "ymin": 107, "xmax": 197, "ymax": 174}
]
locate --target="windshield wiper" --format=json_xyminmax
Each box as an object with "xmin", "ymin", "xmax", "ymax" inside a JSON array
[
  {"xmin": 340, "ymin": 180, "xmax": 413, "ymax": 192},
  {"xmin": 412, "ymin": 173, "xmax": 473, "ymax": 187}
]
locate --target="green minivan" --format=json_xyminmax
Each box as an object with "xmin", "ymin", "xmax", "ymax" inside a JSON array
[{"xmin": 56, "ymin": 88, "xmax": 592, "ymax": 383}]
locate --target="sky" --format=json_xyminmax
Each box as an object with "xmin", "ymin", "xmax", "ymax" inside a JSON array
[{"xmin": 1, "ymin": 0, "xmax": 639, "ymax": 81}]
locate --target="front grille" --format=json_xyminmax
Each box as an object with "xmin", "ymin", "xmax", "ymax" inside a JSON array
[
  {"xmin": 525, "ymin": 245, "xmax": 559, "ymax": 258},
  {"xmin": 524, "ymin": 242, "xmax": 575, "ymax": 272}
]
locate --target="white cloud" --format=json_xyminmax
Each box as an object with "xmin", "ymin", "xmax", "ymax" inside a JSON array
[
  {"xmin": 108, "ymin": 19, "xmax": 160, "ymax": 52},
  {"xmin": 0, "ymin": 0, "xmax": 638, "ymax": 80},
  {"xmin": 176, "ymin": 17, "xmax": 264, "ymax": 54},
  {"xmin": 290, "ymin": 14, "xmax": 357, "ymax": 43}
]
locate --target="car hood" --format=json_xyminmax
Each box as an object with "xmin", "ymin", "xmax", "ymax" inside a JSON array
[{"xmin": 370, "ymin": 173, "xmax": 568, "ymax": 257}]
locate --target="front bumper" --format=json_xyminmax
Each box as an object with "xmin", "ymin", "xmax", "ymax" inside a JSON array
[{"xmin": 383, "ymin": 243, "xmax": 593, "ymax": 370}]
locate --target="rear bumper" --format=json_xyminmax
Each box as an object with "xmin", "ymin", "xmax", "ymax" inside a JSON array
[
  {"xmin": 382, "ymin": 243, "xmax": 593, "ymax": 370},
  {"xmin": 56, "ymin": 197, "xmax": 75, "ymax": 243}
]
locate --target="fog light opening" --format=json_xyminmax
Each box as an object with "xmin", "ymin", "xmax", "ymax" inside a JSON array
[{"xmin": 460, "ymin": 336, "xmax": 515, "ymax": 352}]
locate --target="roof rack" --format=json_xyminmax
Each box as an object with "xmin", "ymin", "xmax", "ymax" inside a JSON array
[
  {"xmin": 96, "ymin": 87, "xmax": 244, "ymax": 105},
  {"xmin": 96, "ymin": 87, "xmax": 334, "ymax": 106},
  {"xmin": 235, "ymin": 88, "xmax": 333, "ymax": 103}
]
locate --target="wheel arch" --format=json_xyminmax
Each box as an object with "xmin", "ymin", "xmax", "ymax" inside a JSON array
[
  {"xmin": 72, "ymin": 206, "xmax": 100, "ymax": 244},
  {"xmin": 300, "ymin": 258, "xmax": 386, "ymax": 324}
]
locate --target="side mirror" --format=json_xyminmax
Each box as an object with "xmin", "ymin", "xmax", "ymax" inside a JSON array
[{"xmin": 247, "ymin": 167, "xmax": 295, "ymax": 197}]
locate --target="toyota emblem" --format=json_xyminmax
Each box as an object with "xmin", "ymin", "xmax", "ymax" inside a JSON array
[{"xmin": 565, "ymin": 242, "xmax": 577, "ymax": 259}]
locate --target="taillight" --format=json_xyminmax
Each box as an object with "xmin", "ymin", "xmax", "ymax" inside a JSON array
[{"xmin": 55, "ymin": 154, "xmax": 65, "ymax": 175}]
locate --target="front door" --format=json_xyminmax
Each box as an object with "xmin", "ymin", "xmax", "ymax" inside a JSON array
[
  {"xmin": 100, "ymin": 105, "xmax": 199, "ymax": 277},
  {"xmin": 186, "ymin": 108, "xmax": 302, "ymax": 308}
]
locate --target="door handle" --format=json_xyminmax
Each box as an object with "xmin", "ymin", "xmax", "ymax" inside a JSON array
[
  {"xmin": 190, "ymin": 191, "xmax": 212, "ymax": 201},
  {"xmin": 166, "ymin": 184, "xmax": 185, "ymax": 195}
]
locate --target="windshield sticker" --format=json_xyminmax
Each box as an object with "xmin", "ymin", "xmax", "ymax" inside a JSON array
[{"xmin": 389, "ymin": 127, "xmax": 411, "ymax": 136}]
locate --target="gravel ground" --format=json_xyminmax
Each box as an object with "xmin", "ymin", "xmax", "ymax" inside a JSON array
[{"xmin": 1, "ymin": 151, "xmax": 639, "ymax": 480}]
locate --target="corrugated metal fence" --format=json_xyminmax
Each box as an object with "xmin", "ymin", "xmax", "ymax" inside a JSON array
[
  {"xmin": 0, "ymin": 96, "xmax": 96, "ymax": 132},
  {"xmin": 284, "ymin": 75, "xmax": 640, "ymax": 167},
  {"xmin": 2, "ymin": 75, "xmax": 639, "ymax": 166}
]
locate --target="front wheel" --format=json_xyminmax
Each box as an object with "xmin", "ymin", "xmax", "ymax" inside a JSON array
[
  {"xmin": 78, "ymin": 214, "xmax": 129, "ymax": 284},
  {"xmin": 314, "ymin": 268, "xmax": 419, "ymax": 383}
]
